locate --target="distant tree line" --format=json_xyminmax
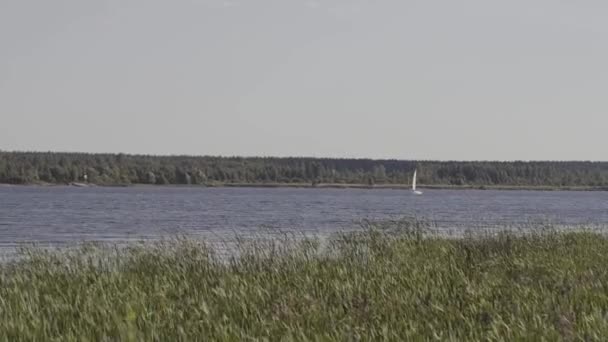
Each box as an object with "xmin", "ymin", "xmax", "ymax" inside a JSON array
[{"xmin": 1, "ymin": 151, "xmax": 607, "ymax": 187}]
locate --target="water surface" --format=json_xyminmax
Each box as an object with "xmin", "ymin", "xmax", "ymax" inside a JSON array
[{"xmin": 1, "ymin": 186, "xmax": 607, "ymax": 247}]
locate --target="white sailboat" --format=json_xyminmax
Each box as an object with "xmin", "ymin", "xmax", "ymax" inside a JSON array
[{"xmin": 412, "ymin": 169, "xmax": 423, "ymax": 195}]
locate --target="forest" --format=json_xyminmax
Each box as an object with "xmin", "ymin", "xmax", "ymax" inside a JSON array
[{"xmin": 1, "ymin": 151, "xmax": 607, "ymax": 188}]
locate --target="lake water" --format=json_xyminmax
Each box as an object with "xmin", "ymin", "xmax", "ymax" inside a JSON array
[{"xmin": 1, "ymin": 186, "xmax": 607, "ymax": 248}]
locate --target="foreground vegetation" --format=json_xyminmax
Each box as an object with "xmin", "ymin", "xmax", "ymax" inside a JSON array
[
  {"xmin": 2, "ymin": 150, "xmax": 608, "ymax": 187},
  {"xmin": 2, "ymin": 223, "xmax": 608, "ymax": 340}
]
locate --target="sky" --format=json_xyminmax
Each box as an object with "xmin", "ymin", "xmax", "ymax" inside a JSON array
[{"xmin": 1, "ymin": 0, "xmax": 607, "ymax": 161}]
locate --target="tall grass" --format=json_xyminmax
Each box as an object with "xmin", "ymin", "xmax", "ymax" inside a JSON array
[{"xmin": 2, "ymin": 222, "xmax": 608, "ymax": 340}]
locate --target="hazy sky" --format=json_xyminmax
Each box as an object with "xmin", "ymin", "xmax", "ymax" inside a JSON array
[{"xmin": 1, "ymin": 0, "xmax": 607, "ymax": 160}]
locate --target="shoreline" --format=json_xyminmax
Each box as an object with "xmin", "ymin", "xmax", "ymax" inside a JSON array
[{"xmin": 1, "ymin": 182, "xmax": 607, "ymax": 191}]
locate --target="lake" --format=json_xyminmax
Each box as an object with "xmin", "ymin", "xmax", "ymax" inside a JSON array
[{"xmin": 1, "ymin": 186, "xmax": 607, "ymax": 248}]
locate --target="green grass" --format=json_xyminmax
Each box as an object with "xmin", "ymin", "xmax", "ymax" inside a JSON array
[{"xmin": 2, "ymin": 222, "xmax": 608, "ymax": 340}]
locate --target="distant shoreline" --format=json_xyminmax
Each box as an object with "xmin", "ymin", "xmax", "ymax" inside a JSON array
[
  {"xmin": 2, "ymin": 182, "xmax": 607, "ymax": 191},
  {"xmin": 4, "ymin": 151, "xmax": 608, "ymax": 191}
]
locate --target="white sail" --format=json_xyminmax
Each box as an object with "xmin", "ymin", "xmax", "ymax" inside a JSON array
[
  {"xmin": 412, "ymin": 169, "xmax": 417, "ymax": 191},
  {"xmin": 412, "ymin": 169, "xmax": 422, "ymax": 194}
]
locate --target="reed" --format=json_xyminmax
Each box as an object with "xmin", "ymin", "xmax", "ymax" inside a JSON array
[{"xmin": 1, "ymin": 222, "xmax": 607, "ymax": 340}]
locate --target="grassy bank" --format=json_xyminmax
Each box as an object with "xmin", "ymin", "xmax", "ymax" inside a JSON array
[{"xmin": 2, "ymin": 226, "xmax": 608, "ymax": 340}]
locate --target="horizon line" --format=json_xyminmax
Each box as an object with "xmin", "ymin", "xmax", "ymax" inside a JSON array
[{"xmin": 1, "ymin": 149, "xmax": 606, "ymax": 163}]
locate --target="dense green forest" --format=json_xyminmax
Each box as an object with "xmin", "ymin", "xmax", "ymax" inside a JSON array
[{"xmin": 1, "ymin": 151, "xmax": 607, "ymax": 188}]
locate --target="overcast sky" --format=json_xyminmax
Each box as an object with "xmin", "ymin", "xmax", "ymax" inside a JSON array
[{"xmin": 1, "ymin": 0, "xmax": 607, "ymax": 161}]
